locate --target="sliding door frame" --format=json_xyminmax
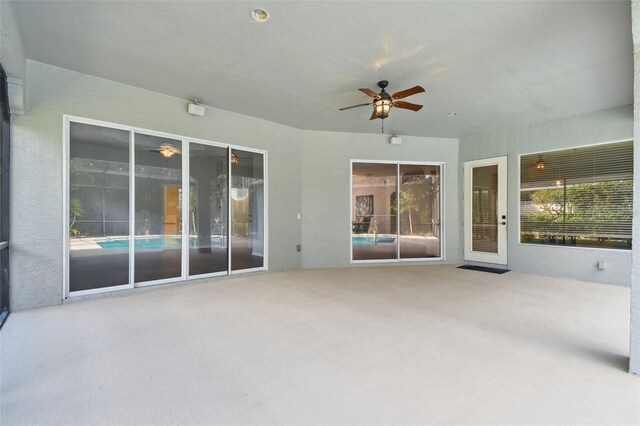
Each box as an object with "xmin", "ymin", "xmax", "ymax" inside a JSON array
[
  {"xmin": 63, "ymin": 115, "xmax": 268, "ymax": 299},
  {"xmin": 184, "ymin": 138, "xmax": 231, "ymax": 281},
  {"xmin": 0, "ymin": 63, "xmax": 10, "ymax": 328},
  {"xmin": 349, "ymin": 159, "xmax": 446, "ymax": 264},
  {"xmin": 62, "ymin": 116, "xmax": 135, "ymax": 298},
  {"xmin": 228, "ymin": 145, "xmax": 269, "ymax": 276}
]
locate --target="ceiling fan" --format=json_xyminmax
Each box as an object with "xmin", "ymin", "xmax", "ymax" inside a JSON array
[
  {"xmin": 138, "ymin": 144, "xmax": 182, "ymax": 158},
  {"xmin": 339, "ymin": 80, "xmax": 425, "ymax": 124}
]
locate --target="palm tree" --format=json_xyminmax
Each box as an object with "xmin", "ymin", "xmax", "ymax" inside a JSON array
[{"xmin": 398, "ymin": 191, "xmax": 419, "ymax": 235}]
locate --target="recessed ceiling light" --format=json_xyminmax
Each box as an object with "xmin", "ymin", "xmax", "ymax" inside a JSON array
[
  {"xmin": 251, "ymin": 8, "xmax": 269, "ymax": 22},
  {"xmin": 447, "ymin": 112, "xmax": 458, "ymax": 117}
]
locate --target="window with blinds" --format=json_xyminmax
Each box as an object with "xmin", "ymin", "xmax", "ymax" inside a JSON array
[{"xmin": 520, "ymin": 141, "xmax": 633, "ymax": 250}]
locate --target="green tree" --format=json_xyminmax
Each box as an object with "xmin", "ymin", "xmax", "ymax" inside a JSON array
[
  {"xmin": 394, "ymin": 190, "xmax": 420, "ymax": 235},
  {"xmin": 69, "ymin": 198, "xmax": 85, "ymax": 237},
  {"xmin": 522, "ymin": 180, "xmax": 632, "ymax": 243}
]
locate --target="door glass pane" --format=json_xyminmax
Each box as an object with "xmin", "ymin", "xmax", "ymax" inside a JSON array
[
  {"xmin": 134, "ymin": 133, "xmax": 182, "ymax": 282},
  {"xmin": 230, "ymin": 149, "xmax": 264, "ymax": 271},
  {"xmin": 352, "ymin": 163, "xmax": 397, "ymax": 260},
  {"xmin": 472, "ymin": 165, "xmax": 498, "ymax": 253},
  {"xmin": 69, "ymin": 122, "xmax": 130, "ymax": 292},
  {"xmin": 189, "ymin": 143, "xmax": 228, "ymax": 275},
  {"xmin": 399, "ymin": 165, "xmax": 441, "ymax": 258}
]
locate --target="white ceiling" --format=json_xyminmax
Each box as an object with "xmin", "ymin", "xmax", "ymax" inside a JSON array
[{"xmin": 11, "ymin": 1, "xmax": 632, "ymax": 138}]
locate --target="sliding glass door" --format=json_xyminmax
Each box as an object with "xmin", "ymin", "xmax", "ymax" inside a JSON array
[
  {"xmin": 66, "ymin": 117, "xmax": 267, "ymax": 296},
  {"xmin": 230, "ymin": 149, "xmax": 265, "ymax": 272},
  {"xmin": 399, "ymin": 164, "xmax": 441, "ymax": 259},
  {"xmin": 68, "ymin": 122, "xmax": 131, "ymax": 293},
  {"xmin": 351, "ymin": 161, "xmax": 443, "ymax": 262},
  {"xmin": 351, "ymin": 163, "xmax": 397, "ymax": 261},
  {"xmin": 189, "ymin": 143, "xmax": 228, "ymax": 276},
  {"xmin": 134, "ymin": 133, "xmax": 183, "ymax": 284}
]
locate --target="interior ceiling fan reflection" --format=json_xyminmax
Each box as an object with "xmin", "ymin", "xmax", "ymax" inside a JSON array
[
  {"xmin": 139, "ymin": 144, "xmax": 239, "ymax": 163},
  {"xmin": 137, "ymin": 144, "xmax": 182, "ymax": 158},
  {"xmin": 156, "ymin": 145, "xmax": 181, "ymax": 158}
]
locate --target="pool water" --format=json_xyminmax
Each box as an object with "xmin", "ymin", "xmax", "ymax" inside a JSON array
[
  {"xmin": 352, "ymin": 236, "xmax": 396, "ymax": 245},
  {"xmin": 97, "ymin": 237, "xmax": 224, "ymax": 251}
]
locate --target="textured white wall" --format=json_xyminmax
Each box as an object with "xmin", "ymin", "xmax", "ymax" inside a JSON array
[
  {"xmin": 11, "ymin": 61, "xmax": 461, "ymax": 310},
  {"xmin": 11, "ymin": 59, "xmax": 635, "ymax": 313},
  {"xmin": 10, "ymin": 61, "xmax": 304, "ymax": 310},
  {"xmin": 460, "ymin": 105, "xmax": 633, "ymax": 286},
  {"xmin": 300, "ymin": 131, "xmax": 460, "ymax": 268}
]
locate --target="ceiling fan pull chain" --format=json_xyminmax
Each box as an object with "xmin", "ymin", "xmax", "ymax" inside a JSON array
[{"xmin": 381, "ymin": 118, "xmax": 384, "ymax": 134}]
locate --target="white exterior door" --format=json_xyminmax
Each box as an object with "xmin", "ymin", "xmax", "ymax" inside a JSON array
[{"xmin": 464, "ymin": 156, "xmax": 508, "ymax": 265}]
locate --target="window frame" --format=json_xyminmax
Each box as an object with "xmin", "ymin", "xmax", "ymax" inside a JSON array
[
  {"xmin": 0, "ymin": 62, "xmax": 10, "ymax": 328},
  {"xmin": 349, "ymin": 159, "xmax": 446, "ymax": 264},
  {"xmin": 63, "ymin": 115, "xmax": 269, "ymax": 299},
  {"xmin": 517, "ymin": 139, "xmax": 633, "ymax": 251}
]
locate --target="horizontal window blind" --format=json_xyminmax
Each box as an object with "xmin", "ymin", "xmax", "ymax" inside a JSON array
[{"xmin": 520, "ymin": 141, "xmax": 633, "ymax": 250}]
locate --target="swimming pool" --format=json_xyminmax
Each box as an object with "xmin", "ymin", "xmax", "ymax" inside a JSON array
[
  {"xmin": 352, "ymin": 236, "xmax": 396, "ymax": 245},
  {"xmin": 97, "ymin": 236, "xmax": 225, "ymax": 251}
]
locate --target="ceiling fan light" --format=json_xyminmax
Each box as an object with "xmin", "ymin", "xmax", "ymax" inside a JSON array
[
  {"xmin": 373, "ymin": 99, "xmax": 392, "ymax": 119},
  {"xmin": 250, "ymin": 8, "xmax": 269, "ymax": 22},
  {"xmin": 159, "ymin": 145, "xmax": 178, "ymax": 158}
]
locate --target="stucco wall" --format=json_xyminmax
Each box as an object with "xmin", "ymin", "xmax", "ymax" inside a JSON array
[
  {"xmin": 11, "ymin": 61, "xmax": 461, "ymax": 311},
  {"xmin": 10, "ymin": 59, "xmax": 633, "ymax": 311},
  {"xmin": 10, "ymin": 60, "xmax": 304, "ymax": 310},
  {"xmin": 460, "ymin": 105, "xmax": 633, "ymax": 286},
  {"xmin": 300, "ymin": 131, "xmax": 460, "ymax": 268}
]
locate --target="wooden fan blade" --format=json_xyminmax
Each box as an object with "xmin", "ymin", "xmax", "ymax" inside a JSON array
[
  {"xmin": 392, "ymin": 85, "xmax": 425, "ymax": 99},
  {"xmin": 370, "ymin": 110, "xmax": 380, "ymax": 120},
  {"xmin": 393, "ymin": 101, "xmax": 423, "ymax": 111},
  {"xmin": 359, "ymin": 88, "xmax": 381, "ymax": 98},
  {"xmin": 339, "ymin": 102, "xmax": 372, "ymax": 111}
]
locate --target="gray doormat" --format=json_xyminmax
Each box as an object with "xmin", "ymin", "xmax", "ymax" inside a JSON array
[{"xmin": 458, "ymin": 264, "xmax": 510, "ymax": 274}]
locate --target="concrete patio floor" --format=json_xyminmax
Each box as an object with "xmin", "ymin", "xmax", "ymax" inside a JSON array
[{"xmin": 1, "ymin": 264, "xmax": 638, "ymax": 425}]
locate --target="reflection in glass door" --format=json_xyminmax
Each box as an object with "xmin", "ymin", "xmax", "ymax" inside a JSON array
[
  {"xmin": 399, "ymin": 164, "xmax": 441, "ymax": 259},
  {"xmin": 134, "ymin": 133, "xmax": 182, "ymax": 283},
  {"xmin": 351, "ymin": 161, "xmax": 442, "ymax": 262},
  {"xmin": 66, "ymin": 118, "xmax": 268, "ymax": 296},
  {"xmin": 189, "ymin": 143, "xmax": 228, "ymax": 276},
  {"xmin": 472, "ymin": 165, "xmax": 498, "ymax": 253},
  {"xmin": 68, "ymin": 122, "xmax": 131, "ymax": 293},
  {"xmin": 230, "ymin": 149, "xmax": 265, "ymax": 271},
  {"xmin": 351, "ymin": 163, "xmax": 398, "ymax": 260}
]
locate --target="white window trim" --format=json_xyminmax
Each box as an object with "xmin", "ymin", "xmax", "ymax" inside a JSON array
[
  {"xmin": 517, "ymin": 138, "xmax": 632, "ymax": 251},
  {"xmin": 349, "ymin": 159, "xmax": 446, "ymax": 264}
]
